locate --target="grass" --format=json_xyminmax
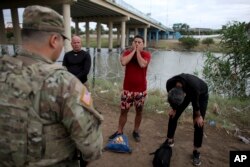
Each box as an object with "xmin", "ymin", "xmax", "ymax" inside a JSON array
[
  {"xmin": 206, "ymin": 96, "xmax": 250, "ymax": 130},
  {"xmin": 144, "ymin": 89, "xmax": 168, "ymax": 113},
  {"xmin": 90, "ymin": 78, "xmax": 250, "ymax": 132},
  {"xmin": 148, "ymin": 39, "xmax": 223, "ymax": 52},
  {"xmin": 83, "ymin": 35, "xmax": 249, "ymax": 132},
  {"xmin": 80, "ymin": 35, "xmax": 222, "ymax": 52},
  {"xmin": 90, "ymin": 78, "xmax": 122, "ymax": 105},
  {"xmin": 81, "ymin": 36, "xmax": 119, "ymax": 48}
]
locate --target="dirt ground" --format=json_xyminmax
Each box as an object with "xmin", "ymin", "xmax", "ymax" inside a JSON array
[{"xmin": 89, "ymin": 99, "xmax": 249, "ymax": 167}]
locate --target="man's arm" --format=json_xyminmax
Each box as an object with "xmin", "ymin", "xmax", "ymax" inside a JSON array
[
  {"xmin": 192, "ymin": 94, "xmax": 201, "ymax": 116},
  {"xmin": 120, "ymin": 49, "xmax": 135, "ymax": 66},
  {"xmin": 76, "ymin": 52, "xmax": 91, "ymax": 78},
  {"xmin": 136, "ymin": 50, "xmax": 149, "ymax": 68},
  {"xmin": 58, "ymin": 73, "xmax": 103, "ymax": 161},
  {"xmin": 191, "ymin": 91, "xmax": 204, "ymax": 127}
]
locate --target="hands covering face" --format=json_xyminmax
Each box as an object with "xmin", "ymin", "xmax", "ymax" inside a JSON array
[{"xmin": 132, "ymin": 38, "xmax": 144, "ymax": 52}]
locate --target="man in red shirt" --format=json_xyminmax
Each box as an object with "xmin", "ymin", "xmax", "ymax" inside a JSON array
[{"xmin": 109, "ymin": 35, "xmax": 151, "ymax": 142}]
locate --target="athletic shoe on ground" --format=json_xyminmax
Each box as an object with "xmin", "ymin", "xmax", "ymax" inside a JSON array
[
  {"xmin": 166, "ymin": 138, "xmax": 175, "ymax": 147},
  {"xmin": 132, "ymin": 131, "xmax": 141, "ymax": 142},
  {"xmin": 193, "ymin": 150, "xmax": 201, "ymax": 166},
  {"xmin": 109, "ymin": 131, "xmax": 122, "ymax": 140}
]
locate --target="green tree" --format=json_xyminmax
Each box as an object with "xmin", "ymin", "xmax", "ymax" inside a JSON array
[
  {"xmin": 173, "ymin": 23, "xmax": 182, "ymax": 32},
  {"xmin": 202, "ymin": 38, "xmax": 214, "ymax": 46},
  {"xmin": 203, "ymin": 21, "xmax": 250, "ymax": 97},
  {"xmin": 6, "ymin": 32, "xmax": 14, "ymax": 40},
  {"xmin": 71, "ymin": 26, "xmax": 84, "ymax": 35},
  {"xmin": 173, "ymin": 23, "xmax": 190, "ymax": 35},
  {"xmin": 71, "ymin": 26, "xmax": 75, "ymax": 34},
  {"xmin": 178, "ymin": 37, "xmax": 199, "ymax": 50},
  {"xmin": 181, "ymin": 23, "xmax": 189, "ymax": 31},
  {"xmin": 89, "ymin": 28, "xmax": 95, "ymax": 34}
]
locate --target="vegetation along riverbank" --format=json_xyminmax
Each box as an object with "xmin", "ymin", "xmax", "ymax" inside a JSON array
[{"xmin": 89, "ymin": 21, "xmax": 250, "ymax": 138}]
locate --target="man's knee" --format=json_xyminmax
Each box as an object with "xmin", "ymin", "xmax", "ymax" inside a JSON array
[
  {"xmin": 135, "ymin": 106, "xmax": 143, "ymax": 113},
  {"xmin": 121, "ymin": 109, "xmax": 129, "ymax": 115}
]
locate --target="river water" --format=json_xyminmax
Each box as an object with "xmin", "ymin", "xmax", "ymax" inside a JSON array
[
  {"xmin": 146, "ymin": 49, "xmax": 205, "ymax": 90},
  {"xmin": 2, "ymin": 45, "xmax": 248, "ymax": 95},
  {"xmin": 58, "ymin": 48, "xmax": 206, "ymax": 91}
]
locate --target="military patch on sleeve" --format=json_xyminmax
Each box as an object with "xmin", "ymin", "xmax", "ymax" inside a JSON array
[
  {"xmin": 79, "ymin": 87, "xmax": 104, "ymax": 122},
  {"xmin": 80, "ymin": 87, "xmax": 92, "ymax": 106}
]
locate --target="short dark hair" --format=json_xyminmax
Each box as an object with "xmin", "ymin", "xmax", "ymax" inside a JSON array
[
  {"xmin": 168, "ymin": 87, "xmax": 185, "ymax": 109},
  {"xmin": 133, "ymin": 35, "xmax": 144, "ymax": 43},
  {"xmin": 21, "ymin": 29, "xmax": 53, "ymax": 42}
]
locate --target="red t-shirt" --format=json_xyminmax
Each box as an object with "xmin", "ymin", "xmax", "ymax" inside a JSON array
[{"xmin": 122, "ymin": 49, "xmax": 151, "ymax": 92}]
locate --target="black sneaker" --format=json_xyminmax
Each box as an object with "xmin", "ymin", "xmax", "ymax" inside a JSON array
[
  {"xmin": 193, "ymin": 150, "xmax": 201, "ymax": 166},
  {"xmin": 109, "ymin": 131, "xmax": 122, "ymax": 140},
  {"xmin": 165, "ymin": 138, "xmax": 174, "ymax": 147},
  {"xmin": 132, "ymin": 131, "xmax": 141, "ymax": 142}
]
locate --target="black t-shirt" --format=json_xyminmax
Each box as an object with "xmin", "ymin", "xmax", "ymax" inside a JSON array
[
  {"xmin": 63, "ymin": 50, "xmax": 91, "ymax": 83},
  {"xmin": 166, "ymin": 73, "xmax": 208, "ymax": 111}
]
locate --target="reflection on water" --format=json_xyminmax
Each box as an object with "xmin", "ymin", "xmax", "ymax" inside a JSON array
[
  {"xmin": 147, "ymin": 49, "xmax": 205, "ymax": 90},
  {"xmin": 59, "ymin": 48, "xmax": 206, "ymax": 90},
  {"xmin": 1, "ymin": 45, "xmax": 206, "ymax": 90},
  {"xmin": 3, "ymin": 45, "xmax": 247, "ymax": 94}
]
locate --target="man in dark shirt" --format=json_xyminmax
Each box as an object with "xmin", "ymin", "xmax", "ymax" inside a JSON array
[
  {"xmin": 166, "ymin": 73, "xmax": 208, "ymax": 166},
  {"xmin": 63, "ymin": 35, "xmax": 91, "ymax": 86}
]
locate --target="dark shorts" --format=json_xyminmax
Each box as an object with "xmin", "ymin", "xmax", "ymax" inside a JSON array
[{"xmin": 120, "ymin": 90, "xmax": 147, "ymax": 110}]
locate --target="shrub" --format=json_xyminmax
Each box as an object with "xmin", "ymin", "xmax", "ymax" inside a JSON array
[
  {"xmin": 202, "ymin": 38, "xmax": 214, "ymax": 46},
  {"xmin": 203, "ymin": 21, "xmax": 250, "ymax": 97},
  {"xmin": 6, "ymin": 32, "xmax": 14, "ymax": 39},
  {"xmin": 178, "ymin": 37, "xmax": 199, "ymax": 50}
]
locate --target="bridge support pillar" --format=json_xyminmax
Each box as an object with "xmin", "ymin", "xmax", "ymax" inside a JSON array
[
  {"xmin": 135, "ymin": 28, "xmax": 138, "ymax": 35},
  {"xmin": 121, "ymin": 21, "xmax": 126, "ymax": 50},
  {"xmin": 108, "ymin": 21, "xmax": 113, "ymax": 52},
  {"xmin": 63, "ymin": 3, "xmax": 72, "ymax": 52},
  {"xmin": 85, "ymin": 21, "xmax": 90, "ymax": 50},
  {"xmin": 148, "ymin": 31, "xmax": 152, "ymax": 43},
  {"xmin": 11, "ymin": 8, "xmax": 21, "ymax": 45},
  {"xmin": 144, "ymin": 27, "xmax": 147, "ymax": 48},
  {"xmin": 156, "ymin": 30, "xmax": 159, "ymax": 43},
  {"xmin": 0, "ymin": 9, "xmax": 7, "ymax": 44},
  {"xmin": 125, "ymin": 27, "xmax": 129, "ymax": 46},
  {"xmin": 97, "ymin": 22, "xmax": 101, "ymax": 52},
  {"xmin": 117, "ymin": 28, "xmax": 121, "ymax": 48}
]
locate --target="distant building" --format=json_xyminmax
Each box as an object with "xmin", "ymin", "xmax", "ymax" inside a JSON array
[{"xmin": 189, "ymin": 28, "xmax": 213, "ymax": 33}]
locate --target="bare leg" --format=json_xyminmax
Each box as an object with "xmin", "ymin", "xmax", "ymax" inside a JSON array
[
  {"xmin": 134, "ymin": 108, "xmax": 142, "ymax": 132},
  {"xmin": 117, "ymin": 109, "xmax": 129, "ymax": 133}
]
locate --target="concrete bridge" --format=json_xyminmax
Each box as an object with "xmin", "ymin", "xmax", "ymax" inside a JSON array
[{"xmin": 0, "ymin": 0, "xmax": 173, "ymax": 52}]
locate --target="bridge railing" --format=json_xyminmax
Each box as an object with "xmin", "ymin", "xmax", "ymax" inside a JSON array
[{"xmin": 106, "ymin": 0, "xmax": 169, "ymax": 30}]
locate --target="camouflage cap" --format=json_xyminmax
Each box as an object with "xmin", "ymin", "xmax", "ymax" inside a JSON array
[{"xmin": 23, "ymin": 5, "xmax": 69, "ymax": 39}]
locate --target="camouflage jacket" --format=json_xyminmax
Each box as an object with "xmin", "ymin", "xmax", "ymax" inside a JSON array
[{"xmin": 0, "ymin": 50, "xmax": 103, "ymax": 167}]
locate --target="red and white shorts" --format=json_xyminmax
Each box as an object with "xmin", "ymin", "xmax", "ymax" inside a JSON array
[{"xmin": 120, "ymin": 90, "xmax": 147, "ymax": 111}]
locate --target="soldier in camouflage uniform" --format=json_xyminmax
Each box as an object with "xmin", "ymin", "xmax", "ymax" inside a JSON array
[{"xmin": 0, "ymin": 5, "xmax": 103, "ymax": 167}]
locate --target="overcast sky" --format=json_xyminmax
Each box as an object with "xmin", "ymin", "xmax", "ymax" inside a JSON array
[{"xmin": 123, "ymin": 0, "xmax": 250, "ymax": 29}]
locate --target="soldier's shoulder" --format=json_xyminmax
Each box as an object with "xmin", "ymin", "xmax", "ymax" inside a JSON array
[
  {"xmin": 42, "ymin": 63, "xmax": 66, "ymax": 70},
  {"xmin": 31, "ymin": 63, "xmax": 77, "ymax": 86},
  {"xmin": 41, "ymin": 67, "xmax": 81, "ymax": 97},
  {"xmin": 0, "ymin": 54, "xmax": 22, "ymax": 64},
  {"xmin": 47, "ymin": 65, "xmax": 76, "ymax": 81}
]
